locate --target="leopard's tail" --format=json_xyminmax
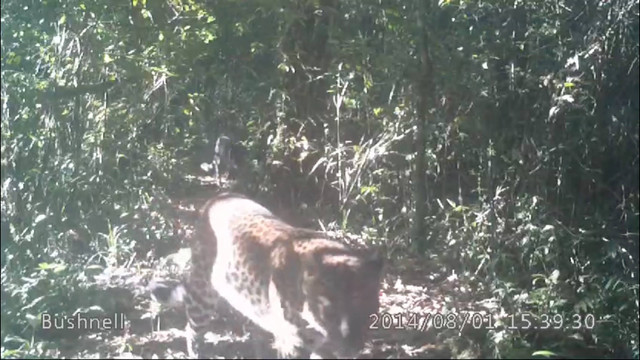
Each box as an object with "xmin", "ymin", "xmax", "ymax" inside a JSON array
[{"xmin": 148, "ymin": 278, "xmax": 187, "ymax": 307}]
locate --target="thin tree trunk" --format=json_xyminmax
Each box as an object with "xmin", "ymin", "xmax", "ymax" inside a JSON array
[{"xmin": 412, "ymin": 0, "xmax": 433, "ymax": 252}]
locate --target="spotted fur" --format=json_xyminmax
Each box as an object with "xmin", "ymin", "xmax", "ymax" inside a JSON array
[{"xmin": 150, "ymin": 192, "xmax": 384, "ymax": 358}]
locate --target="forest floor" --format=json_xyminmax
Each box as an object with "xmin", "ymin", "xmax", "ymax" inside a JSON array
[{"xmin": 51, "ymin": 175, "xmax": 490, "ymax": 359}]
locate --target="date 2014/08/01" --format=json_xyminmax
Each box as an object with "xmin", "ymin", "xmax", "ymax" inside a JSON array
[
  {"xmin": 369, "ymin": 312, "xmax": 494, "ymax": 332},
  {"xmin": 369, "ymin": 312, "xmax": 598, "ymax": 332}
]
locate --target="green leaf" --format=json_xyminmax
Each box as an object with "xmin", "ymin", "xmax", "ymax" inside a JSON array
[
  {"xmin": 34, "ymin": 214, "xmax": 47, "ymax": 224},
  {"xmin": 542, "ymin": 224, "xmax": 554, "ymax": 233},
  {"xmin": 22, "ymin": 295, "xmax": 46, "ymax": 311},
  {"xmin": 532, "ymin": 350, "xmax": 557, "ymax": 358},
  {"xmin": 25, "ymin": 313, "xmax": 40, "ymax": 327},
  {"xmin": 38, "ymin": 262, "xmax": 66, "ymax": 272}
]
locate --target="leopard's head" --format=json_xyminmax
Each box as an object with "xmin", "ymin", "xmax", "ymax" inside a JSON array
[{"xmin": 301, "ymin": 247, "xmax": 384, "ymax": 358}]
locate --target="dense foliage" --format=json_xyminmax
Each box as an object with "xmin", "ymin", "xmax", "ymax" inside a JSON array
[{"xmin": 1, "ymin": 0, "xmax": 638, "ymax": 358}]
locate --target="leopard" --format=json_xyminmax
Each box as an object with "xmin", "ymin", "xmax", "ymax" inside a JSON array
[{"xmin": 149, "ymin": 192, "xmax": 384, "ymax": 359}]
